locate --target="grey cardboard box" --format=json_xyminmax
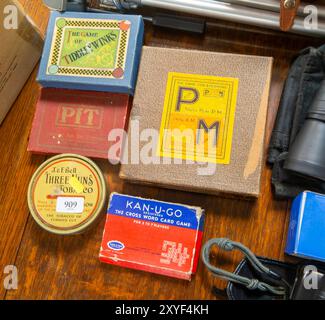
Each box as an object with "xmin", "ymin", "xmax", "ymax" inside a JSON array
[{"xmin": 120, "ymin": 46, "xmax": 273, "ymax": 198}]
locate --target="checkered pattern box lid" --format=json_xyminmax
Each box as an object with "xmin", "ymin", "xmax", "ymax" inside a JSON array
[{"xmin": 37, "ymin": 11, "xmax": 144, "ymax": 95}]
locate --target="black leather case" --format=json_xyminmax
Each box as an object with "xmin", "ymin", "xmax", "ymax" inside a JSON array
[{"xmin": 226, "ymin": 257, "xmax": 297, "ymax": 300}]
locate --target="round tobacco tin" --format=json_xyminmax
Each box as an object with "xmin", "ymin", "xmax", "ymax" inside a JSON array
[{"xmin": 27, "ymin": 154, "xmax": 107, "ymax": 235}]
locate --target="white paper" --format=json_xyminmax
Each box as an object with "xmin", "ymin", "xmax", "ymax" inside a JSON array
[{"xmin": 56, "ymin": 197, "xmax": 84, "ymax": 214}]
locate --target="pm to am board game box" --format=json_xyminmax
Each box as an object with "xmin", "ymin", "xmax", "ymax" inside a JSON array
[
  {"xmin": 99, "ymin": 193, "xmax": 205, "ymax": 280},
  {"xmin": 28, "ymin": 88, "xmax": 130, "ymax": 161},
  {"xmin": 120, "ymin": 46, "xmax": 273, "ymax": 197},
  {"xmin": 37, "ymin": 11, "xmax": 144, "ymax": 95}
]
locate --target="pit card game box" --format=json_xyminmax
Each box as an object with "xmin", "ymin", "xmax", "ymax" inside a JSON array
[
  {"xmin": 37, "ymin": 11, "xmax": 144, "ymax": 95},
  {"xmin": 99, "ymin": 193, "xmax": 205, "ymax": 280},
  {"xmin": 28, "ymin": 88, "xmax": 130, "ymax": 160}
]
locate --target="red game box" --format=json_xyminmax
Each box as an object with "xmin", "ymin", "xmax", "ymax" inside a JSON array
[
  {"xmin": 28, "ymin": 88, "xmax": 131, "ymax": 160},
  {"xmin": 99, "ymin": 193, "xmax": 205, "ymax": 280}
]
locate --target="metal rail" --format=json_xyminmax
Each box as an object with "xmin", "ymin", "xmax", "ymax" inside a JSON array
[
  {"xmin": 224, "ymin": 0, "xmax": 325, "ymax": 18},
  {"xmin": 138, "ymin": 0, "xmax": 325, "ymax": 36},
  {"xmin": 44, "ymin": 0, "xmax": 325, "ymax": 37}
]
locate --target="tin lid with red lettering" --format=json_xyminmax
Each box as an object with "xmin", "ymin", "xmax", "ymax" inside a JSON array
[{"xmin": 27, "ymin": 154, "xmax": 107, "ymax": 235}]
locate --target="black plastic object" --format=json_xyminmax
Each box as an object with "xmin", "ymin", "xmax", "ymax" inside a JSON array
[
  {"xmin": 43, "ymin": 0, "xmax": 86, "ymax": 11},
  {"xmin": 151, "ymin": 14, "xmax": 206, "ymax": 34},
  {"xmin": 284, "ymin": 80, "xmax": 325, "ymax": 181},
  {"xmin": 226, "ymin": 257, "xmax": 297, "ymax": 300},
  {"xmin": 86, "ymin": 5, "xmax": 206, "ymax": 34},
  {"xmin": 226, "ymin": 258, "xmax": 325, "ymax": 300},
  {"xmin": 67, "ymin": 0, "xmax": 86, "ymax": 11},
  {"xmin": 291, "ymin": 265, "xmax": 325, "ymax": 300}
]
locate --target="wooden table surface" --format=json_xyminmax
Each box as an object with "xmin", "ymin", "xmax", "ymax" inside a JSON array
[{"xmin": 0, "ymin": 0, "xmax": 324, "ymax": 300}]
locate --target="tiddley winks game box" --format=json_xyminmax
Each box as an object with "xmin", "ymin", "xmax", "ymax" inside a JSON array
[
  {"xmin": 37, "ymin": 11, "xmax": 144, "ymax": 94},
  {"xmin": 99, "ymin": 193, "xmax": 205, "ymax": 280}
]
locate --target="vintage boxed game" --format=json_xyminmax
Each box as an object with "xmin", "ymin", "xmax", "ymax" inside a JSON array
[
  {"xmin": 286, "ymin": 191, "xmax": 325, "ymax": 263},
  {"xmin": 99, "ymin": 193, "xmax": 205, "ymax": 280},
  {"xmin": 28, "ymin": 88, "xmax": 130, "ymax": 160},
  {"xmin": 120, "ymin": 46, "xmax": 273, "ymax": 197},
  {"xmin": 37, "ymin": 11, "xmax": 144, "ymax": 95},
  {"xmin": 0, "ymin": 0, "xmax": 43, "ymax": 124}
]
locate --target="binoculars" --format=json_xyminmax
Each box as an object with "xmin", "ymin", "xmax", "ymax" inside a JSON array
[{"xmin": 285, "ymin": 80, "xmax": 325, "ymax": 182}]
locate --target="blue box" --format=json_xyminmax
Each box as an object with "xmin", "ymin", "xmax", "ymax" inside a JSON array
[
  {"xmin": 286, "ymin": 191, "xmax": 325, "ymax": 262},
  {"xmin": 37, "ymin": 11, "xmax": 144, "ymax": 95}
]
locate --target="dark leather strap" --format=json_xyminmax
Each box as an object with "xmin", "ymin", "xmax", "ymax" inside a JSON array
[{"xmin": 280, "ymin": 0, "xmax": 301, "ymax": 31}]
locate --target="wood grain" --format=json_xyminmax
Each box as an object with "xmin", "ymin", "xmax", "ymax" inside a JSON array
[{"xmin": 1, "ymin": 0, "xmax": 324, "ymax": 299}]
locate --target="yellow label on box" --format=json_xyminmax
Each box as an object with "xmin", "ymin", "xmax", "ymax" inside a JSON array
[{"xmin": 158, "ymin": 72, "xmax": 239, "ymax": 164}]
